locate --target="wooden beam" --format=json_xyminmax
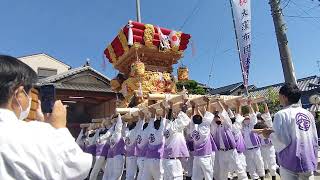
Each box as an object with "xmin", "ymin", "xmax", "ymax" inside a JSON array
[
  {"xmin": 116, "ymin": 108, "xmax": 140, "ymax": 115},
  {"xmin": 56, "ymin": 89, "xmax": 115, "ymax": 101}
]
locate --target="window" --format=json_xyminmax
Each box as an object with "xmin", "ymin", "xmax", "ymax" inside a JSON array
[{"xmin": 37, "ymin": 67, "xmax": 57, "ymax": 79}]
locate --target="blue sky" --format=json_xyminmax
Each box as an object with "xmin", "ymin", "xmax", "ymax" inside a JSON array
[{"xmin": 0, "ymin": 0, "xmax": 319, "ymax": 88}]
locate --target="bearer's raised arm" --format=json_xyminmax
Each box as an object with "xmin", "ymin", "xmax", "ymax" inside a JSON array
[
  {"xmin": 218, "ymin": 101, "xmax": 232, "ymax": 128},
  {"xmin": 109, "ymin": 114, "xmax": 124, "ymax": 147},
  {"xmin": 248, "ymin": 99, "xmax": 258, "ymax": 126},
  {"xmin": 261, "ymin": 102, "xmax": 273, "ymax": 128}
]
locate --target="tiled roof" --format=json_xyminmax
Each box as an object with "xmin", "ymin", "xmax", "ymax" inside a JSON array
[
  {"xmin": 53, "ymin": 83, "xmax": 113, "ymax": 93},
  {"xmin": 209, "ymin": 82, "xmax": 255, "ymax": 95},
  {"xmin": 38, "ymin": 66, "xmax": 111, "ymax": 84},
  {"xmin": 37, "ymin": 66, "xmax": 113, "ymax": 93},
  {"xmin": 209, "ymin": 82, "xmax": 243, "ymax": 95},
  {"xmin": 249, "ymin": 76, "xmax": 320, "ymax": 97}
]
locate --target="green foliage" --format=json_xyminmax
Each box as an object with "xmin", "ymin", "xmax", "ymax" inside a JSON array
[
  {"xmin": 265, "ymin": 88, "xmax": 281, "ymax": 114},
  {"xmin": 176, "ymin": 80, "xmax": 206, "ymax": 95},
  {"xmin": 241, "ymin": 106, "xmax": 249, "ymax": 115}
]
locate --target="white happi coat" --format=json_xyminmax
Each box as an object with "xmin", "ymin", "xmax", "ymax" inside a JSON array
[
  {"xmin": 271, "ymin": 104, "xmax": 318, "ymax": 174},
  {"xmin": 124, "ymin": 121, "xmax": 140, "ymax": 180},
  {"xmin": 163, "ymin": 111, "xmax": 190, "ymax": 180},
  {"xmin": 102, "ymin": 115, "xmax": 125, "ymax": 180},
  {"xmin": 212, "ymin": 110, "xmax": 248, "ymax": 180},
  {"xmin": 237, "ymin": 113, "xmax": 265, "ymax": 179},
  {"xmin": 189, "ymin": 112, "xmax": 214, "ymax": 180},
  {"xmin": 0, "ymin": 108, "xmax": 92, "ymax": 180},
  {"xmin": 76, "ymin": 129, "xmax": 86, "ymax": 150},
  {"xmin": 163, "ymin": 111, "xmax": 190, "ymax": 159}
]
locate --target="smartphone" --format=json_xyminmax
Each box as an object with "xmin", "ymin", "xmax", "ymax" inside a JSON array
[{"xmin": 40, "ymin": 85, "xmax": 56, "ymax": 113}]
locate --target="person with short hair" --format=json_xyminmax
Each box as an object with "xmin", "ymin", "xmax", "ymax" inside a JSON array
[
  {"xmin": 212, "ymin": 101, "xmax": 248, "ymax": 180},
  {"xmin": 262, "ymin": 83, "xmax": 318, "ymax": 180},
  {"xmin": 142, "ymin": 109, "xmax": 166, "ymax": 180},
  {"xmin": 236, "ymin": 100, "xmax": 265, "ymax": 180},
  {"xmin": 0, "ymin": 55, "xmax": 92, "ymax": 179},
  {"xmin": 135, "ymin": 113, "xmax": 150, "ymax": 180},
  {"xmin": 255, "ymin": 103, "xmax": 278, "ymax": 180},
  {"xmin": 101, "ymin": 114, "xmax": 125, "ymax": 180},
  {"xmin": 124, "ymin": 119, "xmax": 140, "ymax": 180},
  {"xmin": 189, "ymin": 103, "xmax": 215, "ymax": 180},
  {"xmin": 162, "ymin": 102, "xmax": 190, "ymax": 180}
]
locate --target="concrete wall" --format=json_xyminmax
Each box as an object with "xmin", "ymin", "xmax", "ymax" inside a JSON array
[{"xmin": 19, "ymin": 53, "xmax": 70, "ymax": 75}]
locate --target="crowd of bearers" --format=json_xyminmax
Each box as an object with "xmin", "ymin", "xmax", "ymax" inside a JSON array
[{"xmin": 79, "ymin": 84, "xmax": 318, "ymax": 180}]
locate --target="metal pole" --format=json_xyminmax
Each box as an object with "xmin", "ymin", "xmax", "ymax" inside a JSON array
[
  {"xmin": 228, "ymin": 0, "xmax": 249, "ymax": 96},
  {"xmin": 136, "ymin": 0, "xmax": 142, "ymax": 22},
  {"xmin": 269, "ymin": 0, "xmax": 297, "ymax": 85}
]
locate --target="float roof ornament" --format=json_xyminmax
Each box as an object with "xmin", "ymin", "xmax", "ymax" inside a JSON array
[{"xmin": 104, "ymin": 20, "xmax": 191, "ymax": 75}]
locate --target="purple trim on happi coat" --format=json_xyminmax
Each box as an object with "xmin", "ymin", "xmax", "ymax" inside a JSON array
[
  {"xmin": 126, "ymin": 143, "xmax": 137, "ymax": 157},
  {"xmin": 96, "ymin": 143, "xmax": 110, "ymax": 157},
  {"xmin": 214, "ymin": 127, "xmax": 236, "ymax": 150},
  {"xmin": 193, "ymin": 137, "xmax": 213, "ymax": 156},
  {"xmin": 146, "ymin": 143, "xmax": 164, "ymax": 159},
  {"xmin": 249, "ymin": 132, "xmax": 261, "ymax": 148},
  {"xmin": 234, "ymin": 132, "xmax": 246, "ymax": 153},
  {"xmin": 163, "ymin": 138, "xmax": 190, "ymax": 159},
  {"xmin": 278, "ymin": 140, "xmax": 317, "ymax": 172},
  {"xmin": 84, "ymin": 144, "xmax": 97, "ymax": 156},
  {"xmin": 107, "ymin": 138, "xmax": 125, "ymax": 158}
]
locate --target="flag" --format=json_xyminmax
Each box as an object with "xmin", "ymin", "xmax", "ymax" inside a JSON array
[
  {"xmin": 232, "ymin": 0, "xmax": 251, "ymax": 88},
  {"xmin": 169, "ymin": 31, "xmax": 180, "ymax": 47}
]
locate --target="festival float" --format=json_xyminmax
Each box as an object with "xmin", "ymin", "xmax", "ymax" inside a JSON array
[
  {"xmin": 98, "ymin": 20, "xmax": 265, "ymax": 122},
  {"xmin": 104, "ymin": 20, "xmax": 192, "ymax": 108}
]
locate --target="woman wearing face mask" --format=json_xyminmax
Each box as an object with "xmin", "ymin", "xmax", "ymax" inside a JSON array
[
  {"xmin": 0, "ymin": 55, "xmax": 92, "ymax": 179},
  {"xmin": 235, "ymin": 99, "xmax": 265, "ymax": 180}
]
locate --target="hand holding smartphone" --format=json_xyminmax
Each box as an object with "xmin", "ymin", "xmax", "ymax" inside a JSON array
[
  {"xmin": 40, "ymin": 85, "xmax": 67, "ymax": 128},
  {"xmin": 40, "ymin": 85, "xmax": 56, "ymax": 114}
]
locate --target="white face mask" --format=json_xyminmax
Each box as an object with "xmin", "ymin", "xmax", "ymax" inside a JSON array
[
  {"xmin": 16, "ymin": 89, "xmax": 32, "ymax": 120},
  {"xmin": 244, "ymin": 120, "xmax": 250, "ymax": 125}
]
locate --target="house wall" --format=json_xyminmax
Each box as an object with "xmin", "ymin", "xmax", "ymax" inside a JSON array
[
  {"xmin": 19, "ymin": 54, "xmax": 70, "ymax": 75},
  {"xmin": 88, "ymin": 100, "xmax": 117, "ymax": 119}
]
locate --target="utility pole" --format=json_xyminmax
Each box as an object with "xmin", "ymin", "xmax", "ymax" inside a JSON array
[
  {"xmin": 269, "ymin": 0, "xmax": 297, "ymax": 85},
  {"xmin": 136, "ymin": 0, "xmax": 142, "ymax": 22}
]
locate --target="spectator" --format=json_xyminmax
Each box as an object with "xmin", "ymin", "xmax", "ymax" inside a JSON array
[
  {"xmin": 0, "ymin": 55, "xmax": 92, "ymax": 180},
  {"xmin": 262, "ymin": 83, "xmax": 318, "ymax": 180}
]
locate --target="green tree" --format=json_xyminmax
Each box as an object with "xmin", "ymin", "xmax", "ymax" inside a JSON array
[
  {"xmin": 265, "ymin": 87, "xmax": 281, "ymax": 114},
  {"xmin": 176, "ymin": 80, "xmax": 206, "ymax": 95}
]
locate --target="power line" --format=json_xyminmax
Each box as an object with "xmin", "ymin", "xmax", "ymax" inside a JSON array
[
  {"xmin": 306, "ymin": 4, "xmax": 320, "ymax": 12},
  {"xmin": 178, "ymin": 0, "xmax": 202, "ymax": 30},
  {"xmin": 290, "ymin": 0, "xmax": 320, "ymax": 26},
  {"xmin": 285, "ymin": 15, "xmax": 320, "ymax": 19},
  {"xmin": 207, "ymin": 23, "xmax": 223, "ymax": 87},
  {"xmin": 283, "ymin": 0, "xmax": 292, "ymax": 10}
]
